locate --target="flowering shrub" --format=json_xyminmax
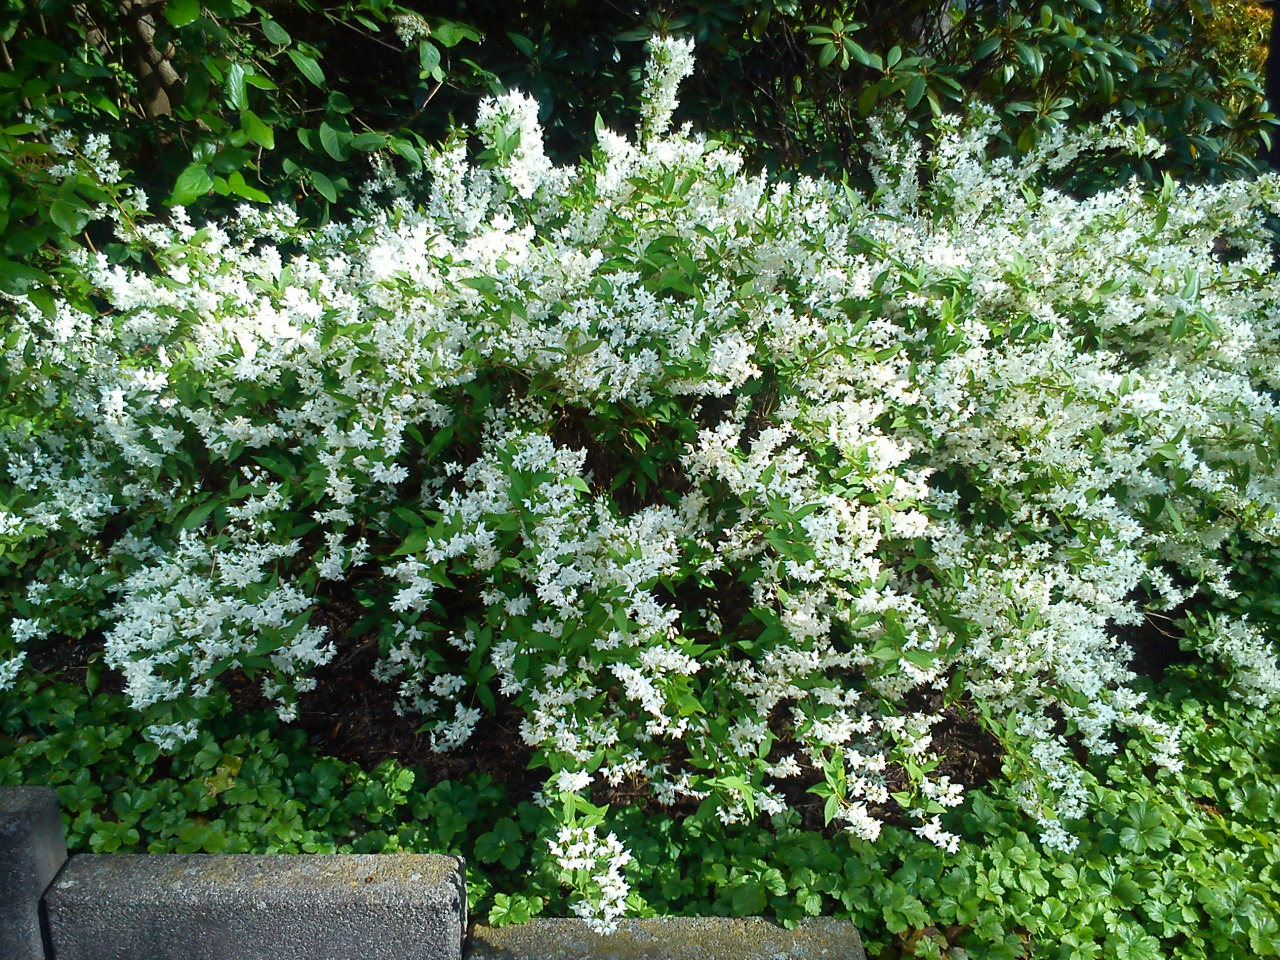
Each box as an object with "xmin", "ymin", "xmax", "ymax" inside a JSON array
[{"xmin": 3, "ymin": 38, "xmax": 1280, "ymax": 929}]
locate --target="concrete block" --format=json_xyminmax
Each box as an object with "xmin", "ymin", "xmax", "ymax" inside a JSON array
[
  {"xmin": 0, "ymin": 786, "xmax": 69, "ymax": 960},
  {"xmin": 464, "ymin": 917, "xmax": 866, "ymax": 960},
  {"xmin": 43, "ymin": 853, "xmax": 466, "ymax": 960}
]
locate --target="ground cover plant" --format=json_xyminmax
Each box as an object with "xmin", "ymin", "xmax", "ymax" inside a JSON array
[
  {"xmin": 6, "ymin": 667, "xmax": 1279, "ymax": 958},
  {"xmin": 3, "ymin": 22, "xmax": 1280, "ymax": 960}
]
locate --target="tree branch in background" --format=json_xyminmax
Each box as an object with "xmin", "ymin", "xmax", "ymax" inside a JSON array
[{"xmin": 117, "ymin": 0, "xmax": 183, "ymax": 117}]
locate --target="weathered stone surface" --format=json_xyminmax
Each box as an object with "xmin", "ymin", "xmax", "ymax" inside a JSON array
[
  {"xmin": 43, "ymin": 853, "xmax": 466, "ymax": 960},
  {"xmin": 464, "ymin": 918, "xmax": 865, "ymax": 960},
  {"xmin": 0, "ymin": 786, "xmax": 69, "ymax": 960}
]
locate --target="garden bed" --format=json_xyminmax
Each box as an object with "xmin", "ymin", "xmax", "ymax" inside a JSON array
[{"xmin": 4, "ymin": 29, "xmax": 1280, "ymax": 960}]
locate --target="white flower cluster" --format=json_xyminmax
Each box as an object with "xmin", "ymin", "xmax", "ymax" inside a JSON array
[
  {"xmin": 392, "ymin": 13, "xmax": 431, "ymax": 46},
  {"xmin": 548, "ymin": 824, "xmax": 633, "ymax": 934},
  {"xmin": 0, "ymin": 650, "xmax": 25, "ymax": 691},
  {"xmin": 640, "ymin": 36, "xmax": 696, "ymax": 141},
  {"xmin": 475, "ymin": 92, "xmax": 566, "ymax": 201},
  {"xmin": 1191, "ymin": 614, "xmax": 1280, "ymax": 708},
  {"xmin": 103, "ymin": 498, "xmax": 333, "ymax": 735},
  {"xmin": 4, "ymin": 37, "xmax": 1280, "ymax": 925}
]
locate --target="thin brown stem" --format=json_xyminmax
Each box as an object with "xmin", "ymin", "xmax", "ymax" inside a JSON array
[
  {"xmin": 332, "ymin": 16, "xmax": 402, "ymax": 54},
  {"xmin": 0, "ymin": 38, "xmax": 31, "ymax": 109}
]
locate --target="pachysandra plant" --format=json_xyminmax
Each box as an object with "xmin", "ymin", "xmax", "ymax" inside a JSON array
[{"xmin": 3, "ymin": 35, "xmax": 1280, "ymax": 930}]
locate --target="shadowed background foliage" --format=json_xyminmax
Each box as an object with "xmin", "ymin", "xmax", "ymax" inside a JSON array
[{"xmin": 0, "ymin": 0, "xmax": 1274, "ymax": 269}]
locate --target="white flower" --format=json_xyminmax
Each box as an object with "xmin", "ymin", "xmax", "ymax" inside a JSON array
[
  {"xmin": 555, "ymin": 769, "xmax": 593, "ymax": 793},
  {"xmin": 640, "ymin": 36, "xmax": 695, "ymax": 142},
  {"xmin": 0, "ymin": 651, "xmax": 27, "ymax": 691}
]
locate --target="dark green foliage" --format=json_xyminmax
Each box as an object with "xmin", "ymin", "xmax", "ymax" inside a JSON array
[
  {"xmin": 394, "ymin": 1, "xmax": 1277, "ymax": 186},
  {"xmin": 1, "ymin": 0, "xmax": 1272, "ymax": 255},
  {"xmin": 0, "ymin": 0, "xmax": 480, "ymax": 228}
]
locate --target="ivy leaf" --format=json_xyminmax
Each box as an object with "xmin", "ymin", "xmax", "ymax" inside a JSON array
[
  {"xmin": 1119, "ymin": 802, "xmax": 1171, "ymax": 853},
  {"xmin": 488, "ymin": 893, "xmax": 534, "ymax": 927},
  {"xmin": 729, "ymin": 882, "xmax": 768, "ymax": 916},
  {"xmin": 474, "ymin": 831, "xmax": 505, "ymax": 863},
  {"xmin": 475, "ymin": 816, "xmax": 521, "ymax": 867}
]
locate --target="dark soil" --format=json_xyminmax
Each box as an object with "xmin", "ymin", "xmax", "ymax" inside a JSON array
[
  {"xmin": 26, "ymin": 633, "xmax": 110, "ymax": 690},
  {"xmin": 230, "ymin": 610, "xmax": 1008, "ymax": 828},
  {"xmin": 930, "ymin": 703, "xmax": 1006, "ymax": 791},
  {"xmin": 223, "ymin": 607, "xmax": 543, "ymax": 799},
  {"xmin": 1115, "ymin": 605, "xmax": 1195, "ymax": 680},
  {"xmin": 296, "ymin": 638, "xmax": 541, "ymax": 796}
]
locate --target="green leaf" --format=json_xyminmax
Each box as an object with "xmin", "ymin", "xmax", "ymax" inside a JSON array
[
  {"xmin": 287, "ymin": 50, "xmax": 325, "ymax": 87},
  {"xmin": 508, "ymin": 32, "xmax": 536, "ymax": 58},
  {"xmin": 857, "ymin": 83, "xmax": 880, "ymax": 116},
  {"xmin": 87, "ymin": 91, "xmax": 120, "ymax": 119},
  {"xmin": 432, "ymin": 21, "xmax": 475, "ymax": 48},
  {"xmin": 419, "ymin": 40, "xmax": 441, "ymax": 78},
  {"xmin": 181, "ymin": 500, "xmax": 217, "ymax": 532},
  {"xmin": 169, "ymin": 163, "xmax": 214, "ymax": 206},
  {"xmin": 904, "ymin": 74, "xmax": 926, "ymax": 110},
  {"xmin": 0, "ymin": 258, "xmax": 47, "ymax": 292},
  {"xmin": 48, "ymin": 199, "xmax": 88, "ymax": 236},
  {"xmin": 225, "ymin": 62, "xmax": 247, "ymax": 111},
  {"xmin": 845, "ymin": 40, "xmax": 882, "ymax": 71},
  {"xmin": 1113, "ymin": 876, "xmax": 1143, "ymax": 906},
  {"xmin": 241, "ymin": 109, "xmax": 274, "ymax": 149},
  {"xmin": 902, "ymin": 648, "xmax": 937, "ymax": 668},
  {"xmin": 350, "ymin": 132, "xmax": 386, "ymax": 151},
  {"xmin": 460, "ymin": 276, "xmax": 499, "ymax": 296},
  {"xmin": 389, "ymin": 139, "xmax": 422, "ymax": 170},
  {"xmin": 1013, "ymin": 41, "xmax": 1043, "ymax": 77},
  {"xmin": 310, "ymin": 169, "xmax": 337, "ymax": 203},
  {"xmin": 261, "ymin": 17, "xmax": 291, "ymax": 46},
  {"xmin": 488, "ymin": 893, "xmax": 533, "ymax": 927},
  {"xmin": 393, "ymin": 529, "xmax": 433, "ymax": 558},
  {"xmin": 318, "ymin": 122, "xmax": 345, "ymax": 160},
  {"xmin": 227, "ymin": 171, "xmax": 269, "ymax": 203},
  {"xmin": 730, "ymin": 883, "xmax": 768, "ymax": 916},
  {"xmin": 166, "ymin": 0, "xmax": 200, "ymax": 28}
]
